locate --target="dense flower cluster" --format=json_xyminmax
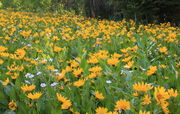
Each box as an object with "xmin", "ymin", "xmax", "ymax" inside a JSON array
[{"xmin": 0, "ymin": 10, "xmax": 179, "ymax": 113}]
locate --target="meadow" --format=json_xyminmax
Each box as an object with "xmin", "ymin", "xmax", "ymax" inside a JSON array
[{"xmin": 0, "ymin": 10, "xmax": 179, "ymax": 114}]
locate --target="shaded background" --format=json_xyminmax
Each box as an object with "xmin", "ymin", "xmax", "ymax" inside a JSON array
[{"xmin": 0, "ymin": 0, "xmax": 180, "ymax": 24}]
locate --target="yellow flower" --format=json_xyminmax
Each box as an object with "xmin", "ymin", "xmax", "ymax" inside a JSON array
[
  {"xmin": 8, "ymin": 100, "xmax": 17, "ymax": 111},
  {"xmin": 154, "ymin": 86, "xmax": 170, "ymax": 104},
  {"xmin": 88, "ymin": 73, "xmax": 97, "ymax": 79},
  {"xmin": 96, "ymin": 107, "xmax": 108, "ymax": 114},
  {"xmin": 114, "ymin": 99, "xmax": 130, "ymax": 111},
  {"xmin": 96, "ymin": 50, "xmax": 108, "ymax": 59},
  {"xmin": 54, "ymin": 46, "xmax": 62, "ymax": 52},
  {"xmin": 56, "ymin": 93, "xmax": 72, "ymax": 109},
  {"xmin": 95, "ymin": 91, "xmax": 104, "ymax": 100},
  {"xmin": 161, "ymin": 101, "xmax": 169, "ymax": 114},
  {"xmin": 107, "ymin": 57, "xmax": 119, "ymax": 66},
  {"xmin": 20, "ymin": 30, "xmax": 31, "ymax": 37},
  {"xmin": 70, "ymin": 60, "xmax": 79, "ymax": 67},
  {"xmin": 89, "ymin": 66, "xmax": 102, "ymax": 73},
  {"xmin": 27, "ymin": 92, "xmax": 42, "ymax": 100},
  {"xmin": 159, "ymin": 47, "xmax": 168, "ymax": 54},
  {"xmin": 159, "ymin": 65, "xmax": 167, "ymax": 68},
  {"xmin": 65, "ymin": 66, "xmax": 73, "ymax": 72},
  {"xmin": 61, "ymin": 99, "xmax": 72, "ymax": 109},
  {"xmin": 139, "ymin": 110, "xmax": 150, "ymax": 114},
  {"xmin": 122, "ymin": 56, "xmax": 132, "ymax": 62},
  {"xmin": 74, "ymin": 79, "xmax": 85, "ymax": 87},
  {"xmin": 108, "ymin": 112, "xmax": 118, "ymax": 114},
  {"xmin": 147, "ymin": 66, "xmax": 157, "ymax": 76},
  {"xmin": 0, "ymin": 59, "xmax": 3, "ymax": 64},
  {"xmin": 142, "ymin": 94, "xmax": 151, "ymax": 105},
  {"xmin": 112, "ymin": 53, "xmax": 122, "ymax": 58},
  {"xmin": 87, "ymin": 56, "xmax": 99, "ymax": 64},
  {"xmin": 133, "ymin": 92, "xmax": 139, "ymax": 97},
  {"xmin": 57, "ymin": 72, "xmax": 65, "ymax": 80},
  {"xmin": 2, "ymin": 78, "xmax": 10, "ymax": 86},
  {"xmin": 15, "ymin": 49, "xmax": 26, "ymax": 59},
  {"xmin": 124, "ymin": 61, "xmax": 134, "ymax": 69},
  {"xmin": 21, "ymin": 84, "xmax": 36, "ymax": 92},
  {"xmin": 168, "ymin": 88, "xmax": 178, "ymax": 97},
  {"xmin": 0, "ymin": 46, "xmax": 8, "ymax": 52},
  {"xmin": 133, "ymin": 82, "xmax": 153, "ymax": 92},
  {"xmin": 56, "ymin": 93, "xmax": 67, "ymax": 102},
  {"xmin": 73, "ymin": 68, "xmax": 83, "ymax": 77}
]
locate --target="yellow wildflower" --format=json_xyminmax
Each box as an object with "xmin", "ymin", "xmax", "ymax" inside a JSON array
[
  {"xmin": 54, "ymin": 46, "xmax": 62, "ymax": 52},
  {"xmin": 168, "ymin": 88, "xmax": 178, "ymax": 97},
  {"xmin": 147, "ymin": 66, "xmax": 157, "ymax": 76},
  {"xmin": 8, "ymin": 101, "xmax": 17, "ymax": 111},
  {"xmin": 114, "ymin": 99, "xmax": 130, "ymax": 111},
  {"xmin": 15, "ymin": 49, "xmax": 26, "ymax": 59},
  {"xmin": 154, "ymin": 86, "xmax": 170, "ymax": 104},
  {"xmin": 133, "ymin": 82, "xmax": 153, "ymax": 92},
  {"xmin": 142, "ymin": 94, "xmax": 151, "ymax": 105},
  {"xmin": 95, "ymin": 91, "xmax": 104, "ymax": 100},
  {"xmin": 96, "ymin": 107, "xmax": 108, "ymax": 114},
  {"xmin": 159, "ymin": 47, "xmax": 168, "ymax": 54},
  {"xmin": 107, "ymin": 57, "xmax": 119, "ymax": 66},
  {"xmin": 2, "ymin": 78, "xmax": 10, "ymax": 86},
  {"xmin": 89, "ymin": 66, "xmax": 102, "ymax": 73},
  {"xmin": 21, "ymin": 84, "xmax": 36, "ymax": 92},
  {"xmin": 139, "ymin": 110, "xmax": 150, "ymax": 114},
  {"xmin": 73, "ymin": 68, "xmax": 83, "ymax": 77},
  {"xmin": 74, "ymin": 79, "xmax": 85, "ymax": 87},
  {"xmin": 27, "ymin": 92, "xmax": 42, "ymax": 100},
  {"xmin": 61, "ymin": 99, "xmax": 72, "ymax": 109}
]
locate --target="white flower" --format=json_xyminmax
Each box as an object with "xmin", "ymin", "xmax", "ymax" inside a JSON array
[
  {"xmin": 25, "ymin": 80, "xmax": 31, "ymax": 84},
  {"xmin": 27, "ymin": 44, "xmax": 32, "ymax": 47},
  {"xmin": 25, "ymin": 73, "xmax": 31, "ymax": 78},
  {"xmin": 49, "ymin": 58, "xmax": 53, "ymax": 62},
  {"xmin": 55, "ymin": 72, "xmax": 60, "ymax": 75},
  {"xmin": 36, "ymin": 72, "xmax": 42, "ymax": 75},
  {"xmin": 25, "ymin": 73, "xmax": 34, "ymax": 78},
  {"xmin": 54, "ymin": 69, "xmax": 58, "ymax": 72},
  {"xmin": 29, "ymin": 74, "xmax": 34, "ymax": 78},
  {"xmin": 106, "ymin": 80, "xmax": 112, "ymax": 84},
  {"xmin": 40, "ymin": 83, "xmax": 46, "ymax": 87},
  {"xmin": 50, "ymin": 82, "xmax": 58, "ymax": 87}
]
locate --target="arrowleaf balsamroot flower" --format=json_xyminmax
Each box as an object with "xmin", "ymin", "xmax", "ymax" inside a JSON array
[
  {"xmin": 95, "ymin": 91, "xmax": 104, "ymax": 100},
  {"xmin": 73, "ymin": 68, "xmax": 83, "ymax": 77},
  {"xmin": 56, "ymin": 93, "xmax": 67, "ymax": 102},
  {"xmin": 154, "ymin": 86, "xmax": 170, "ymax": 104},
  {"xmin": 74, "ymin": 79, "xmax": 85, "ymax": 87},
  {"xmin": 114, "ymin": 99, "xmax": 130, "ymax": 111},
  {"xmin": 2, "ymin": 78, "xmax": 10, "ymax": 86},
  {"xmin": 96, "ymin": 107, "xmax": 108, "ymax": 114},
  {"xmin": 159, "ymin": 47, "xmax": 168, "ymax": 54},
  {"xmin": 168, "ymin": 88, "xmax": 178, "ymax": 97},
  {"xmin": 54, "ymin": 46, "xmax": 62, "ymax": 52},
  {"xmin": 15, "ymin": 49, "xmax": 26, "ymax": 59},
  {"xmin": 147, "ymin": 66, "xmax": 157, "ymax": 76},
  {"xmin": 56, "ymin": 93, "xmax": 72, "ymax": 109},
  {"xmin": 139, "ymin": 110, "xmax": 150, "ymax": 114},
  {"xmin": 89, "ymin": 66, "xmax": 102, "ymax": 73},
  {"xmin": 107, "ymin": 57, "xmax": 119, "ymax": 66},
  {"xmin": 133, "ymin": 82, "xmax": 153, "ymax": 92},
  {"xmin": 142, "ymin": 94, "xmax": 151, "ymax": 105},
  {"xmin": 8, "ymin": 101, "xmax": 17, "ymax": 111},
  {"xmin": 27, "ymin": 92, "xmax": 42, "ymax": 100},
  {"xmin": 21, "ymin": 84, "xmax": 36, "ymax": 92},
  {"xmin": 61, "ymin": 99, "xmax": 72, "ymax": 109}
]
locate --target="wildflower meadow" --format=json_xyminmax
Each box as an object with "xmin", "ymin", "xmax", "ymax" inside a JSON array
[{"xmin": 0, "ymin": 10, "xmax": 179, "ymax": 114}]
